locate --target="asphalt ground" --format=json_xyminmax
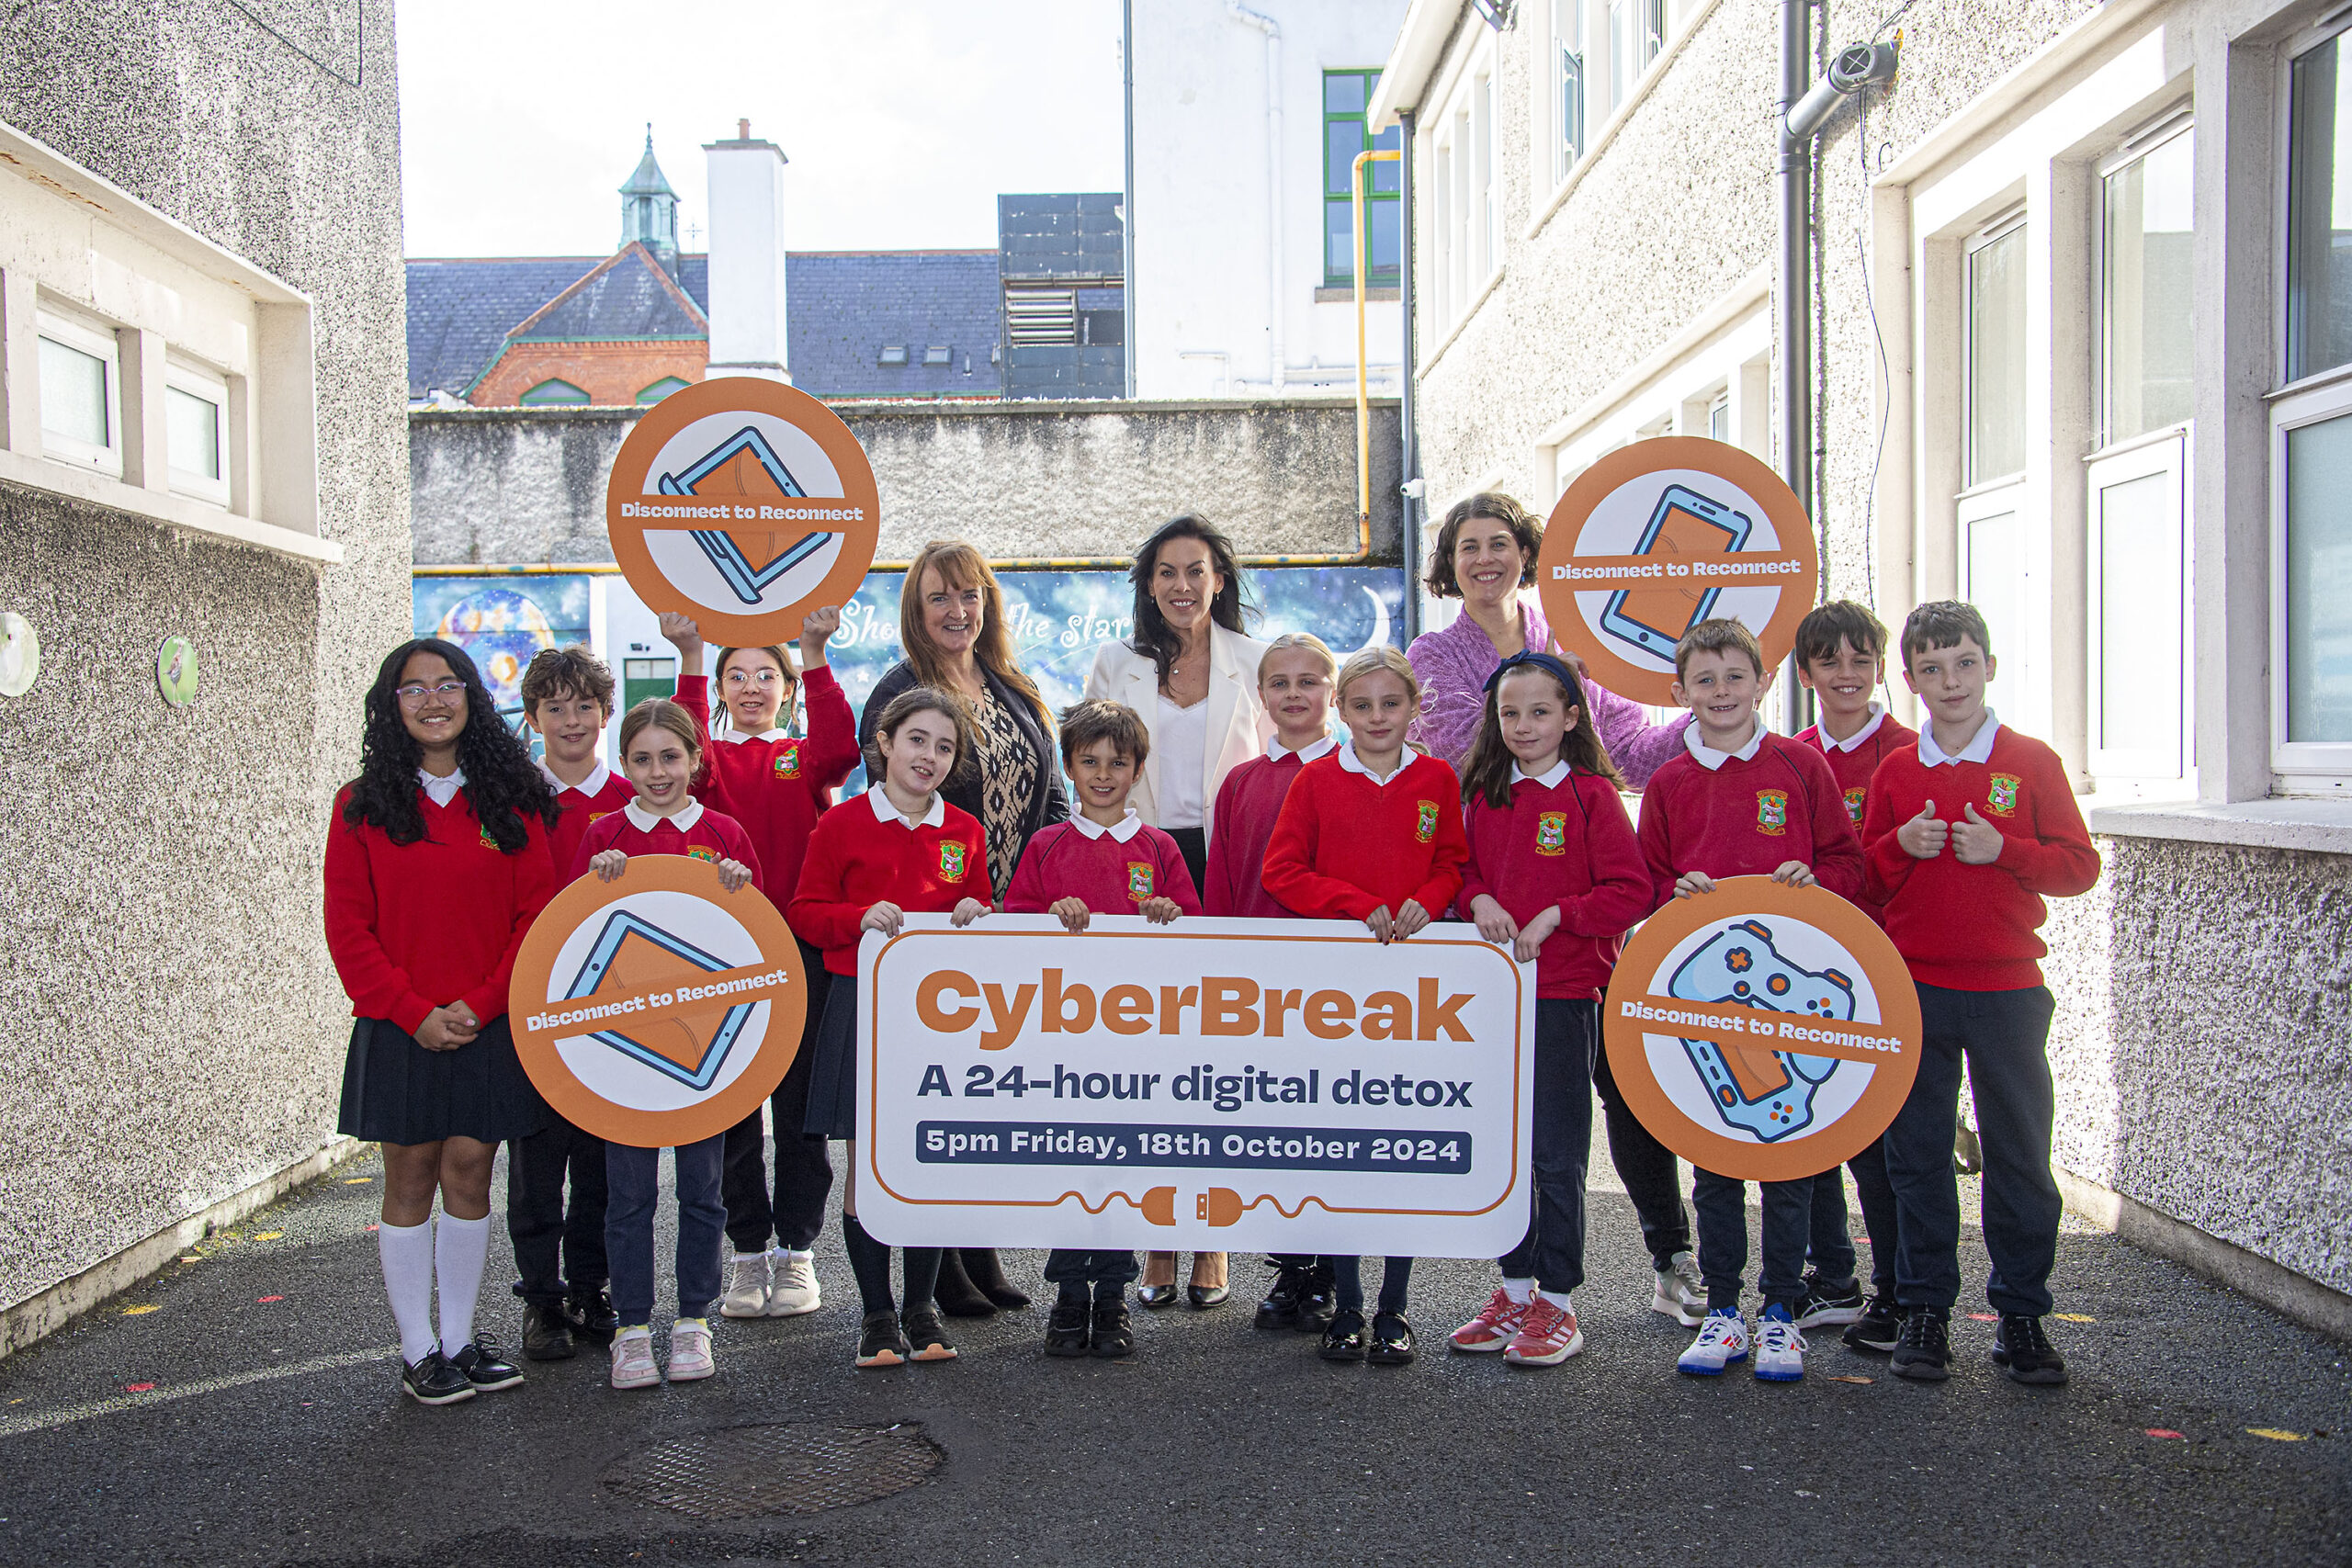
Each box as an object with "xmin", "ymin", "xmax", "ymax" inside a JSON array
[{"xmin": 1, "ymin": 1138, "xmax": 2345, "ymax": 1568}]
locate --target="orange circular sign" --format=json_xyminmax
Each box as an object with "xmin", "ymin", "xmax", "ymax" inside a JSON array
[
  {"xmin": 1535, "ymin": 436, "xmax": 1818, "ymax": 706},
  {"xmin": 605, "ymin": 377, "xmax": 881, "ymax": 645},
  {"xmin": 1601, "ymin": 877, "xmax": 1920, "ymax": 1183},
  {"xmin": 511, "ymin": 855, "xmax": 809, "ymax": 1147}
]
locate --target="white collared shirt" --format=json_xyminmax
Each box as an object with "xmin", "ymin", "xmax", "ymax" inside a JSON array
[
  {"xmin": 624, "ymin": 797, "xmax": 705, "ymax": 833},
  {"xmin": 1682, "ymin": 717, "xmax": 1765, "ymax": 772},
  {"xmin": 419, "ymin": 767, "xmax": 466, "ymax": 807},
  {"xmin": 715, "ymin": 725, "xmax": 783, "ymax": 746},
  {"xmin": 1814, "ymin": 704, "xmax": 1887, "ymax": 754},
  {"xmin": 866, "ymin": 783, "xmax": 945, "ymax": 829},
  {"xmin": 1269, "ymin": 733, "xmax": 1340, "ymax": 764},
  {"xmin": 1513, "ymin": 758, "xmax": 1572, "ymax": 789},
  {"xmin": 537, "ymin": 759, "xmax": 614, "ymax": 798},
  {"xmin": 1335, "ymin": 739, "xmax": 1409, "ymax": 786},
  {"xmin": 1918, "ymin": 708, "xmax": 2001, "ymax": 767},
  {"xmin": 1070, "ymin": 807, "xmax": 1146, "ymax": 842}
]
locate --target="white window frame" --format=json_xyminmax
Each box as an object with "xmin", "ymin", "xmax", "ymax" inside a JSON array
[
  {"xmin": 1421, "ymin": 30, "xmax": 1500, "ymax": 343},
  {"xmin": 1962, "ymin": 209, "xmax": 2029, "ymax": 491},
  {"xmin": 162, "ymin": 356, "xmax": 232, "ymax": 506},
  {"xmin": 2095, "ymin": 112, "xmax": 2194, "ymax": 451},
  {"xmin": 35, "ymin": 306, "xmax": 122, "ymax": 479},
  {"xmin": 2269, "ymin": 378, "xmax": 2352, "ymax": 783},
  {"xmin": 2086, "ymin": 433, "xmax": 2190, "ymax": 785}
]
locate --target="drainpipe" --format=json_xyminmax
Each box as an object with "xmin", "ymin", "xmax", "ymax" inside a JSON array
[
  {"xmin": 1122, "ymin": 0, "xmax": 1138, "ymax": 399},
  {"xmin": 1776, "ymin": 0, "xmax": 1813, "ymax": 734},
  {"xmin": 1399, "ymin": 107, "xmax": 1422, "ymax": 648},
  {"xmin": 1229, "ymin": 1, "xmax": 1283, "ymax": 391}
]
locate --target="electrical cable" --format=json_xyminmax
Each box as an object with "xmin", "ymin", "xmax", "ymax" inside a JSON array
[{"xmin": 1854, "ymin": 85, "xmax": 1891, "ymax": 614}]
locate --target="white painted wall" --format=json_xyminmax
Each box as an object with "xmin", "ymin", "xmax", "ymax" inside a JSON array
[
  {"xmin": 1130, "ymin": 0, "xmax": 1409, "ymax": 399},
  {"xmin": 704, "ymin": 128, "xmax": 790, "ymax": 381}
]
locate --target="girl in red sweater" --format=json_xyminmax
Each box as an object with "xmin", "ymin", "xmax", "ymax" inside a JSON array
[
  {"xmin": 571, "ymin": 700, "xmax": 760, "ymax": 1392},
  {"xmin": 662, "ymin": 609, "xmax": 860, "ymax": 1325},
  {"xmin": 326, "ymin": 637, "xmax": 560, "ymax": 1407},
  {"xmin": 1262, "ymin": 646, "xmax": 1468, "ymax": 1365},
  {"xmin": 788, "ymin": 687, "xmax": 991, "ymax": 1370},
  {"xmin": 1443, "ymin": 651, "xmax": 1651, "ymax": 1368}
]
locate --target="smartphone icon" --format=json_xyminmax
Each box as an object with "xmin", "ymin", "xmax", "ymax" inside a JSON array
[{"xmin": 1597, "ymin": 485, "xmax": 1756, "ymax": 660}]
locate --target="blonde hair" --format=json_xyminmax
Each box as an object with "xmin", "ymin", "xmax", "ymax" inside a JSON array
[
  {"xmin": 617, "ymin": 697, "xmax": 702, "ymax": 761},
  {"xmin": 1335, "ymin": 645, "xmax": 1420, "ymax": 706},
  {"xmin": 1259, "ymin": 631, "xmax": 1339, "ymax": 683}
]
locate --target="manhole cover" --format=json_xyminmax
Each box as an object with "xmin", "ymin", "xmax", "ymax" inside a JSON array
[{"xmin": 605, "ymin": 1422, "xmax": 944, "ymax": 1519}]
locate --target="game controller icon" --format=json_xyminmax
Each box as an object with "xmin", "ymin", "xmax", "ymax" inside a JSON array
[{"xmin": 1665, "ymin": 919, "xmax": 1855, "ymax": 1142}]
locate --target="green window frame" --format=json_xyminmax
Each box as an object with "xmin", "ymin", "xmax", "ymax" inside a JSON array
[
  {"xmin": 1323, "ymin": 69, "xmax": 1402, "ymax": 288},
  {"xmin": 518, "ymin": 378, "xmax": 591, "ymax": 406},
  {"xmin": 636, "ymin": 376, "xmax": 691, "ymax": 405}
]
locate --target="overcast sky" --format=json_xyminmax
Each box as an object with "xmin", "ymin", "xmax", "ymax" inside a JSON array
[{"xmin": 397, "ymin": 1, "xmax": 1127, "ymax": 258}]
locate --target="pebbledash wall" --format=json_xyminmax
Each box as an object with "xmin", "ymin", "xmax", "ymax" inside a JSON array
[
  {"xmin": 0, "ymin": 2, "xmax": 411, "ymax": 1348},
  {"xmin": 1375, "ymin": 0, "xmax": 2352, "ymax": 1327}
]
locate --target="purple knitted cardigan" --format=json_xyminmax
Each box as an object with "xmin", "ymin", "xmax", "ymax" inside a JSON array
[{"xmin": 1405, "ymin": 597, "xmax": 1690, "ymax": 790}]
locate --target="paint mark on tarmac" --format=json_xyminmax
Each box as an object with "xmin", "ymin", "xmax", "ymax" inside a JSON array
[{"xmin": 0, "ymin": 1346, "xmax": 395, "ymax": 1439}]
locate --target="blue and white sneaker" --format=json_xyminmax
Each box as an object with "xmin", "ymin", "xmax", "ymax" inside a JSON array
[
  {"xmin": 1676, "ymin": 1307, "xmax": 1749, "ymax": 1375},
  {"xmin": 1753, "ymin": 1303, "xmax": 1806, "ymax": 1382}
]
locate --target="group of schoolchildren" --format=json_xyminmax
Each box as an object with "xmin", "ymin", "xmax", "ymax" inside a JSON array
[{"xmin": 329, "ymin": 575, "xmax": 2097, "ymax": 1406}]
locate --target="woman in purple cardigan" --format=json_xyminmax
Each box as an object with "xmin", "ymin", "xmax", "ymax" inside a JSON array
[{"xmin": 1405, "ymin": 491, "xmax": 1705, "ymax": 1329}]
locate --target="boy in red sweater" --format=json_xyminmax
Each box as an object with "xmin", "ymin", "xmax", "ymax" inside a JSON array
[
  {"xmin": 507, "ymin": 646, "xmax": 636, "ymax": 1359},
  {"xmin": 1789, "ymin": 603, "xmax": 1916, "ymax": 1352},
  {"xmin": 1861, "ymin": 601, "xmax": 2100, "ymax": 1387},
  {"xmin": 1004, "ymin": 699, "xmax": 1202, "ymax": 1359},
  {"xmin": 1638, "ymin": 619, "xmax": 1862, "ymax": 1384}
]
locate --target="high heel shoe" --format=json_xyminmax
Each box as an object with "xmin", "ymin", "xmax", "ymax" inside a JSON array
[
  {"xmin": 1187, "ymin": 1250, "xmax": 1230, "ymax": 1309},
  {"xmin": 932, "ymin": 1247, "xmax": 999, "ymax": 1318},
  {"xmin": 1136, "ymin": 1282, "xmax": 1181, "ymax": 1309},
  {"xmin": 961, "ymin": 1247, "xmax": 1031, "ymax": 1310}
]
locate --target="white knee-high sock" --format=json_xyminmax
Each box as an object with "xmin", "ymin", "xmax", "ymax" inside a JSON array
[
  {"xmin": 435, "ymin": 1213, "xmax": 492, "ymax": 1355},
  {"xmin": 378, "ymin": 1218, "xmax": 437, "ymax": 1365}
]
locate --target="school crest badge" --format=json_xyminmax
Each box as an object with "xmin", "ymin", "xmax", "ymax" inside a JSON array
[
  {"xmin": 1756, "ymin": 790, "xmax": 1788, "ymax": 836},
  {"xmin": 939, "ymin": 840, "xmax": 967, "ymax": 882},
  {"xmin": 1842, "ymin": 786, "xmax": 1866, "ymax": 826},
  {"xmin": 1415, "ymin": 800, "xmax": 1439, "ymax": 844},
  {"xmin": 1987, "ymin": 773, "xmax": 2021, "ymax": 817},
  {"xmin": 479, "ymin": 825, "xmax": 500, "ymax": 850},
  {"xmin": 1535, "ymin": 811, "xmax": 1568, "ymax": 856},
  {"xmin": 773, "ymin": 742, "xmax": 803, "ymax": 780},
  {"xmin": 687, "ymin": 845, "xmax": 720, "ymax": 864},
  {"xmin": 1126, "ymin": 862, "xmax": 1155, "ymax": 902}
]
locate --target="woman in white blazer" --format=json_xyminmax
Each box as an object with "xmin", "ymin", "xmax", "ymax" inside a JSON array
[{"xmin": 1083, "ymin": 513, "xmax": 1272, "ymax": 1311}]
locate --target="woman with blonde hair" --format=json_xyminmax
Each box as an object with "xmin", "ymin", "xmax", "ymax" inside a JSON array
[{"xmin": 857, "ymin": 539, "xmax": 1068, "ymax": 1316}]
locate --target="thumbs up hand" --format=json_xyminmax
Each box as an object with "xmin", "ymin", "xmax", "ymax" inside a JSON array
[
  {"xmin": 1951, "ymin": 800, "xmax": 2006, "ymax": 864},
  {"xmin": 1897, "ymin": 800, "xmax": 1949, "ymax": 860}
]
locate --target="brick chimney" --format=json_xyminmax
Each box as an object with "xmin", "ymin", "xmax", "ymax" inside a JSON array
[{"xmin": 703, "ymin": 118, "xmax": 790, "ymax": 383}]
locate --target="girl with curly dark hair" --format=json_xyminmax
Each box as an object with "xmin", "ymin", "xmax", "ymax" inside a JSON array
[{"xmin": 324, "ymin": 637, "xmax": 560, "ymax": 1407}]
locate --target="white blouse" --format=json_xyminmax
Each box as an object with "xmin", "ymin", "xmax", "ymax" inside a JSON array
[{"xmin": 1155, "ymin": 693, "xmax": 1211, "ymax": 830}]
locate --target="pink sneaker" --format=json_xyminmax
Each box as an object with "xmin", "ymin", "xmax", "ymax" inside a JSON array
[
  {"xmin": 1504, "ymin": 1294, "xmax": 1584, "ymax": 1366},
  {"xmin": 1448, "ymin": 1286, "xmax": 1526, "ymax": 1352}
]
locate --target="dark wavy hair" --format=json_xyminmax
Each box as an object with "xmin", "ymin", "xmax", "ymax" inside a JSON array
[
  {"xmin": 1127, "ymin": 514, "xmax": 1251, "ymax": 687},
  {"xmin": 1424, "ymin": 492, "xmax": 1544, "ymax": 599},
  {"xmin": 342, "ymin": 637, "xmax": 559, "ymax": 851}
]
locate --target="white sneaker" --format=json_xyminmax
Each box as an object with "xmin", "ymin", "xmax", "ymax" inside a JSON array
[
  {"xmin": 666, "ymin": 1317, "xmax": 715, "ymax": 1382},
  {"xmin": 1653, "ymin": 1250, "xmax": 1705, "ymax": 1328},
  {"xmin": 1676, "ymin": 1308, "xmax": 1750, "ymax": 1375},
  {"xmin": 719, "ymin": 1251, "xmax": 771, "ymax": 1317},
  {"xmin": 1753, "ymin": 1307, "xmax": 1806, "ymax": 1382},
  {"xmin": 609, "ymin": 1327, "xmax": 660, "ymax": 1390},
  {"xmin": 764, "ymin": 1247, "xmax": 822, "ymax": 1316}
]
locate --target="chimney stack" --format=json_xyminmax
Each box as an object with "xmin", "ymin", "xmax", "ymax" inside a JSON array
[{"xmin": 704, "ymin": 118, "xmax": 791, "ymax": 383}]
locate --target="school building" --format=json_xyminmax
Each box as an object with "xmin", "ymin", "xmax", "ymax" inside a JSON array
[{"xmin": 1371, "ymin": 0, "xmax": 2351, "ymax": 1332}]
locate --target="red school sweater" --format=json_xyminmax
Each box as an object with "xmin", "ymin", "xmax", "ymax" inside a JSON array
[
  {"xmin": 1794, "ymin": 707, "xmax": 1917, "ymax": 919},
  {"xmin": 1860, "ymin": 722, "xmax": 2101, "ymax": 991},
  {"xmin": 539, "ymin": 761, "xmax": 637, "ymax": 883},
  {"xmin": 570, "ymin": 799, "xmax": 763, "ymax": 886},
  {"xmin": 674, "ymin": 667, "xmax": 859, "ymax": 901},
  {"xmin": 1261, "ymin": 748, "xmax": 1469, "ymax": 922},
  {"xmin": 1202, "ymin": 739, "xmax": 1336, "ymax": 919},
  {"xmin": 787, "ymin": 789, "xmax": 989, "ymax": 976},
  {"xmin": 1636, "ymin": 730, "xmax": 1865, "ymax": 912},
  {"xmin": 1004, "ymin": 815, "xmax": 1204, "ymax": 918},
  {"xmin": 1460, "ymin": 767, "xmax": 1653, "ymax": 1000},
  {"xmin": 323, "ymin": 785, "xmax": 556, "ymax": 1035}
]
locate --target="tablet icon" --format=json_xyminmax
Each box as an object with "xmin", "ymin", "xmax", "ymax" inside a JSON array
[
  {"xmin": 563, "ymin": 910, "xmax": 758, "ymax": 1091},
  {"xmin": 658, "ymin": 426, "xmax": 832, "ymax": 606},
  {"xmin": 1596, "ymin": 484, "xmax": 1755, "ymax": 661}
]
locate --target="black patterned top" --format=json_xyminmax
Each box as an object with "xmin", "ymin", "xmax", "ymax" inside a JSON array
[{"xmin": 967, "ymin": 688, "xmax": 1041, "ymax": 899}]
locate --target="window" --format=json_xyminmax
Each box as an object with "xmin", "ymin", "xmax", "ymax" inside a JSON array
[
  {"xmin": 1322, "ymin": 70, "xmax": 1401, "ymax": 287},
  {"xmin": 922, "ymin": 345, "xmax": 952, "ymax": 367},
  {"xmin": 1965, "ymin": 216, "xmax": 2029, "ymax": 487},
  {"xmin": 636, "ymin": 376, "xmax": 690, "ymax": 404},
  {"xmin": 37, "ymin": 310, "xmax": 120, "ymax": 476},
  {"xmin": 163, "ymin": 360, "xmax": 231, "ymax": 505},
  {"xmin": 2100, "ymin": 122, "xmax": 2194, "ymax": 445},
  {"xmin": 2279, "ymin": 404, "xmax": 2352, "ymax": 748},
  {"xmin": 1707, "ymin": 393, "xmax": 1730, "ymax": 442},
  {"xmin": 1427, "ymin": 51, "xmax": 1500, "ymax": 335},
  {"xmin": 877, "ymin": 345, "xmax": 910, "ymax": 366},
  {"xmin": 1610, "ymin": 0, "xmax": 1664, "ymax": 108},
  {"xmin": 1554, "ymin": 0, "xmax": 1586, "ymax": 185},
  {"xmin": 518, "ymin": 378, "xmax": 590, "ymax": 406},
  {"xmin": 2287, "ymin": 32, "xmax": 2352, "ymax": 383}
]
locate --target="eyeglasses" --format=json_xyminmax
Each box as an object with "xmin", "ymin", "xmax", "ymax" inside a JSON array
[
  {"xmin": 723, "ymin": 668, "xmax": 791, "ymax": 688},
  {"xmin": 394, "ymin": 680, "xmax": 468, "ymax": 705}
]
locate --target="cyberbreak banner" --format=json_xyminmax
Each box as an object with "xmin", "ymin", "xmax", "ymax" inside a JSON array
[{"xmin": 854, "ymin": 916, "xmax": 1534, "ymax": 1258}]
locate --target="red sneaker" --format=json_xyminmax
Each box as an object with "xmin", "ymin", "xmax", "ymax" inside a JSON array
[
  {"xmin": 1448, "ymin": 1286, "xmax": 1525, "ymax": 1352},
  {"xmin": 1504, "ymin": 1294, "xmax": 1584, "ymax": 1366}
]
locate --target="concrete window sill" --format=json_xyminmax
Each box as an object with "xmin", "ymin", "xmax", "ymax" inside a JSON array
[
  {"xmin": 2090, "ymin": 797, "xmax": 2352, "ymax": 856},
  {"xmin": 0, "ymin": 449, "xmax": 341, "ymax": 563},
  {"xmin": 1315, "ymin": 287, "xmax": 1400, "ymax": 303}
]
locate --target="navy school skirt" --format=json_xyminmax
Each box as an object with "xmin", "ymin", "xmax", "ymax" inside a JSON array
[
  {"xmin": 337, "ymin": 1014, "xmax": 548, "ymax": 1146},
  {"xmin": 802, "ymin": 975, "xmax": 862, "ymax": 1142}
]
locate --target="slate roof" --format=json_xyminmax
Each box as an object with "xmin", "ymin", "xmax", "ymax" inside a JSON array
[{"xmin": 507, "ymin": 243, "xmax": 707, "ymax": 346}]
